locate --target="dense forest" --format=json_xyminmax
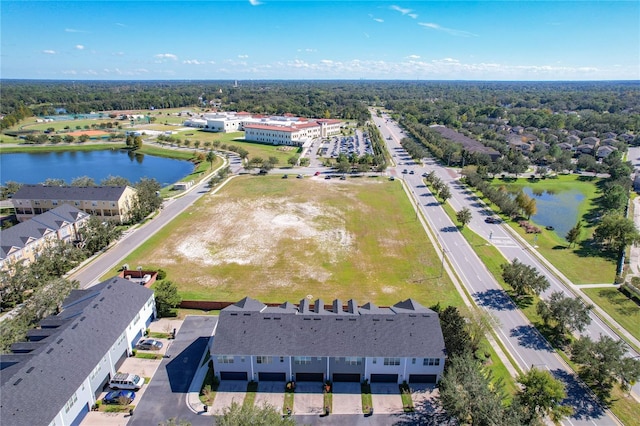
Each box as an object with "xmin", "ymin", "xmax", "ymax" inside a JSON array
[{"xmin": 2, "ymin": 80, "xmax": 639, "ymax": 132}]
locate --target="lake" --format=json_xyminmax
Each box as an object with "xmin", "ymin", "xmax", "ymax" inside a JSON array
[
  {"xmin": 0, "ymin": 149, "xmax": 194, "ymax": 187},
  {"xmin": 523, "ymin": 187, "xmax": 585, "ymax": 239}
]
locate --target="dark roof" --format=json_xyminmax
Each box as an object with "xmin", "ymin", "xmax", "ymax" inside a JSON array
[
  {"xmin": 429, "ymin": 125, "xmax": 501, "ymax": 161},
  {"xmin": 212, "ymin": 297, "xmax": 445, "ymax": 359},
  {"xmin": 0, "ymin": 205, "xmax": 89, "ymax": 260},
  {"xmin": 0, "ymin": 277, "xmax": 153, "ymax": 426},
  {"xmin": 12, "ymin": 184, "xmax": 132, "ymax": 202}
]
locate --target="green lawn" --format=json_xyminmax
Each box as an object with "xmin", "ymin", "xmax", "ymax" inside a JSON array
[
  {"xmin": 582, "ymin": 287, "xmax": 640, "ymax": 343},
  {"xmin": 107, "ymin": 176, "xmax": 462, "ymax": 308},
  {"xmin": 485, "ymin": 175, "xmax": 616, "ymax": 284}
]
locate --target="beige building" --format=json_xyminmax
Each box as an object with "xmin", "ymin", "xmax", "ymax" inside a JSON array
[
  {"xmin": 0, "ymin": 204, "xmax": 90, "ymax": 270},
  {"xmin": 12, "ymin": 185, "xmax": 137, "ymax": 223}
]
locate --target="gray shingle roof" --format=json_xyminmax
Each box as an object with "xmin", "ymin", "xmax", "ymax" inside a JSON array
[
  {"xmin": 212, "ymin": 297, "xmax": 445, "ymax": 359},
  {"xmin": 12, "ymin": 184, "xmax": 131, "ymax": 202},
  {"xmin": 0, "ymin": 205, "xmax": 88, "ymax": 260},
  {"xmin": 0, "ymin": 277, "xmax": 153, "ymax": 426}
]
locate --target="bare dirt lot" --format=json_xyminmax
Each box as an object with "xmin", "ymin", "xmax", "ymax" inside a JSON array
[{"xmin": 118, "ymin": 175, "xmax": 460, "ymax": 306}]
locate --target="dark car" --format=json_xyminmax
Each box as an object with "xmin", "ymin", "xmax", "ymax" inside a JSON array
[
  {"xmin": 409, "ymin": 170, "xmax": 415, "ymax": 175},
  {"xmin": 104, "ymin": 390, "xmax": 135, "ymax": 405},
  {"xmin": 484, "ymin": 217, "xmax": 498, "ymax": 224},
  {"xmin": 136, "ymin": 339, "xmax": 163, "ymax": 351},
  {"xmin": 296, "ymin": 174, "xmax": 303, "ymax": 179},
  {"xmin": 282, "ymin": 174, "xmax": 288, "ymax": 179},
  {"xmin": 402, "ymin": 169, "xmax": 408, "ymax": 174}
]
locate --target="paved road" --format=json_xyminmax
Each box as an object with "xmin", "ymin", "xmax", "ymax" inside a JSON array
[
  {"xmin": 129, "ymin": 316, "xmax": 216, "ymax": 426},
  {"xmin": 371, "ymin": 111, "xmax": 618, "ymax": 425}
]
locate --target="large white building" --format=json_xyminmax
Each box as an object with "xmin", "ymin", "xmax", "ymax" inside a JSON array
[
  {"xmin": 193, "ymin": 111, "xmax": 343, "ymax": 146},
  {"xmin": 210, "ymin": 297, "xmax": 446, "ymax": 385}
]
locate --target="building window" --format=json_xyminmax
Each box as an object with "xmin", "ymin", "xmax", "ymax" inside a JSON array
[
  {"xmin": 52, "ymin": 200, "xmax": 58, "ymax": 206},
  {"xmin": 294, "ymin": 356, "xmax": 311, "ymax": 365},
  {"xmin": 423, "ymin": 358, "xmax": 440, "ymax": 366},
  {"xmin": 89, "ymin": 363, "xmax": 101, "ymax": 381},
  {"xmin": 64, "ymin": 392, "xmax": 77, "ymax": 413},
  {"xmin": 412, "ymin": 358, "xmax": 416, "ymax": 364},
  {"xmin": 280, "ymin": 356, "xmax": 284, "ymax": 363},
  {"xmin": 256, "ymin": 356, "xmax": 273, "ymax": 364},
  {"xmin": 372, "ymin": 358, "xmax": 377, "ymax": 364},
  {"xmin": 344, "ymin": 357, "xmax": 363, "ymax": 365},
  {"xmin": 217, "ymin": 356, "xmax": 234, "ymax": 364},
  {"xmin": 383, "ymin": 358, "xmax": 401, "ymax": 366}
]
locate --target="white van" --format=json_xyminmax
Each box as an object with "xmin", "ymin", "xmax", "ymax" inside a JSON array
[{"xmin": 109, "ymin": 373, "xmax": 144, "ymax": 390}]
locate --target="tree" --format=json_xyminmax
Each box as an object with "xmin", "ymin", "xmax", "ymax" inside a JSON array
[
  {"xmin": 465, "ymin": 307, "xmax": 498, "ymax": 355},
  {"xmin": 287, "ymin": 155, "xmax": 299, "ymax": 166},
  {"xmin": 206, "ymin": 150, "xmax": 216, "ymax": 170},
  {"xmin": 439, "ymin": 306, "xmax": 471, "ymax": 358},
  {"xmin": 64, "ymin": 135, "xmax": 75, "ymax": 143},
  {"xmin": 101, "ymin": 175, "xmax": 131, "ymax": 186},
  {"xmin": 217, "ymin": 401, "xmax": 296, "ymax": 426},
  {"xmin": 536, "ymin": 291, "xmax": 592, "ymax": 336},
  {"xmin": 439, "ymin": 185, "xmax": 451, "ymax": 203},
  {"xmin": 501, "ymin": 259, "xmax": 550, "ymax": 298},
  {"xmin": 456, "ymin": 207, "xmax": 472, "ymax": 229},
  {"xmin": 78, "ymin": 134, "xmax": 89, "ymax": 143},
  {"xmin": 1, "ymin": 181, "xmax": 22, "ymax": 199},
  {"xmin": 70, "ymin": 176, "xmax": 96, "ymax": 187},
  {"xmin": 565, "ymin": 221, "xmax": 582, "ymax": 248},
  {"xmin": 130, "ymin": 178, "xmax": 162, "ymax": 222},
  {"xmin": 593, "ymin": 214, "xmax": 640, "ymax": 252},
  {"xmin": 438, "ymin": 354, "xmax": 506, "ymax": 426},
  {"xmin": 515, "ymin": 368, "xmax": 573, "ymax": 423},
  {"xmin": 267, "ymin": 156, "xmax": 279, "ymax": 167},
  {"xmin": 78, "ymin": 217, "xmax": 122, "ymax": 254},
  {"xmin": 601, "ymin": 184, "xmax": 628, "ymax": 212},
  {"xmin": 571, "ymin": 335, "xmax": 640, "ymax": 401},
  {"xmin": 299, "ymin": 157, "xmax": 310, "ymax": 167},
  {"xmin": 41, "ymin": 178, "xmax": 66, "ymax": 186},
  {"xmin": 154, "ymin": 280, "xmax": 181, "ymax": 318}
]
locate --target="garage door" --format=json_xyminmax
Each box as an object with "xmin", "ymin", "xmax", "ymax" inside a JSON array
[
  {"xmin": 333, "ymin": 373, "xmax": 360, "ymax": 382},
  {"xmin": 409, "ymin": 374, "xmax": 437, "ymax": 384},
  {"xmin": 220, "ymin": 371, "xmax": 248, "ymax": 381},
  {"xmin": 258, "ymin": 372, "xmax": 286, "ymax": 382},
  {"xmin": 370, "ymin": 374, "xmax": 398, "ymax": 383},
  {"xmin": 296, "ymin": 372, "xmax": 324, "ymax": 382}
]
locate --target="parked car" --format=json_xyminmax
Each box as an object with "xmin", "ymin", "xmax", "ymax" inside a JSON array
[
  {"xmin": 402, "ymin": 169, "xmax": 408, "ymax": 174},
  {"xmin": 282, "ymin": 174, "xmax": 288, "ymax": 179},
  {"xmin": 136, "ymin": 339, "xmax": 163, "ymax": 351},
  {"xmin": 109, "ymin": 373, "xmax": 144, "ymax": 390},
  {"xmin": 103, "ymin": 390, "xmax": 135, "ymax": 405},
  {"xmin": 409, "ymin": 170, "xmax": 415, "ymax": 175},
  {"xmin": 296, "ymin": 174, "xmax": 303, "ymax": 179},
  {"xmin": 389, "ymin": 176, "xmax": 395, "ymax": 181}
]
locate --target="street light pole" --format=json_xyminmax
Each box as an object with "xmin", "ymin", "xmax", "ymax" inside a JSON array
[{"xmin": 439, "ymin": 247, "xmax": 446, "ymax": 278}]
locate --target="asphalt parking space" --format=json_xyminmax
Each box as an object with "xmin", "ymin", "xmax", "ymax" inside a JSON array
[
  {"xmin": 370, "ymin": 383, "xmax": 403, "ymax": 414},
  {"xmin": 254, "ymin": 381, "xmax": 285, "ymax": 411},
  {"xmin": 294, "ymin": 381, "xmax": 324, "ymax": 415},
  {"xmin": 332, "ymin": 382, "xmax": 362, "ymax": 414},
  {"xmin": 210, "ymin": 381, "xmax": 247, "ymax": 415}
]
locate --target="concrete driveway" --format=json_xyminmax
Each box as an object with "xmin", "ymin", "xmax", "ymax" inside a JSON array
[
  {"xmin": 254, "ymin": 381, "xmax": 285, "ymax": 412},
  {"xmin": 294, "ymin": 381, "xmax": 324, "ymax": 415},
  {"xmin": 332, "ymin": 382, "xmax": 362, "ymax": 414},
  {"xmin": 370, "ymin": 383, "xmax": 403, "ymax": 414},
  {"xmin": 210, "ymin": 381, "xmax": 247, "ymax": 415},
  {"xmin": 410, "ymin": 384, "xmax": 437, "ymax": 412}
]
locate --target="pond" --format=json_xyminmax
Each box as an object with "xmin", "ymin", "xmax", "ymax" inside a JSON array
[
  {"xmin": 0, "ymin": 149, "xmax": 194, "ymax": 188},
  {"xmin": 523, "ymin": 187, "xmax": 585, "ymax": 238}
]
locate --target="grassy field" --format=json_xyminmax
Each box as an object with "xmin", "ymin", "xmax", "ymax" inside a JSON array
[
  {"xmin": 0, "ymin": 142, "xmax": 125, "ymax": 153},
  {"xmin": 167, "ymin": 129, "xmax": 301, "ymax": 165},
  {"xmin": 486, "ymin": 175, "xmax": 616, "ymax": 284},
  {"xmin": 582, "ymin": 287, "xmax": 640, "ymax": 342},
  {"xmin": 108, "ymin": 175, "xmax": 462, "ymax": 308}
]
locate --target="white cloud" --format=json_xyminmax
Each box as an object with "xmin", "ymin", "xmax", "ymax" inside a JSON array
[
  {"xmin": 65, "ymin": 28, "xmax": 86, "ymax": 33},
  {"xmin": 238, "ymin": 54, "xmax": 249, "ymax": 59},
  {"xmin": 390, "ymin": 5, "xmax": 412, "ymax": 15},
  {"xmin": 419, "ymin": 22, "xmax": 477, "ymax": 37},
  {"xmin": 408, "ymin": 13, "xmax": 418, "ymax": 19},
  {"xmin": 373, "ymin": 18, "xmax": 384, "ymax": 23},
  {"xmin": 112, "ymin": 51, "xmax": 125, "ymax": 56},
  {"xmin": 42, "ymin": 50, "xmax": 56, "ymax": 54},
  {"xmin": 62, "ymin": 70, "xmax": 77, "ymax": 75},
  {"xmin": 249, "ymin": 0, "xmax": 262, "ymax": 5},
  {"xmin": 297, "ymin": 48, "xmax": 316, "ymax": 53},
  {"xmin": 75, "ymin": 45, "xmax": 85, "ymax": 50},
  {"xmin": 155, "ymin": 53, "xmax": 178, "ymax": 60},
  {"xmin": 407, "ymin": 55, "xmax": 420, "ymax": 60},
  {"xmin": 183, "ymin": 59, "xmax": 204, "ymax": 65}
]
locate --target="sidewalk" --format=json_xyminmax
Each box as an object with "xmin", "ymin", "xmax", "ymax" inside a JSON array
[{"xmin": 186, "ymin": 337, "xmax": 215, "ymax": 416}]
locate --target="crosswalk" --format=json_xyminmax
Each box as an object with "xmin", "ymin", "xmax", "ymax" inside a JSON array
[{"xmin": 488, "ymin": 236, "xmax": 519, "ymax": 248}]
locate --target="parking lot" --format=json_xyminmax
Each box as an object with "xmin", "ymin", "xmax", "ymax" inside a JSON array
[{"xmin": 319, "ymin": 130, "xmax": 374, "ymax": 159}]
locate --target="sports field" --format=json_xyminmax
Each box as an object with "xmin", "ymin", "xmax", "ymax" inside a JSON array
[{"xmin": 114, "ymin": 175, "xmax": 462, "ymax": 307}]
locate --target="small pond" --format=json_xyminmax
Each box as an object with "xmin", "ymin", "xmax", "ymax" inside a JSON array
[
  {"xmin": 523, "ymin": 187, "xmax": 585, "ymax": 238},
  {"xmin": 0, "ymin": 149, "xmax": 194, "ymax": 188}
]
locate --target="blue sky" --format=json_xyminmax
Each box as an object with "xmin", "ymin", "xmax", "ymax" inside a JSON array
[{"xmin": 2, "ymin": 1, "xmax": 638, "ymax": 80}]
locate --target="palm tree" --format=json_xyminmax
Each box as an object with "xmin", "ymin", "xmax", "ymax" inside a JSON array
[{"xmin": 206, "ymin": 150, "xmax": 216, "ymax": 170}]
